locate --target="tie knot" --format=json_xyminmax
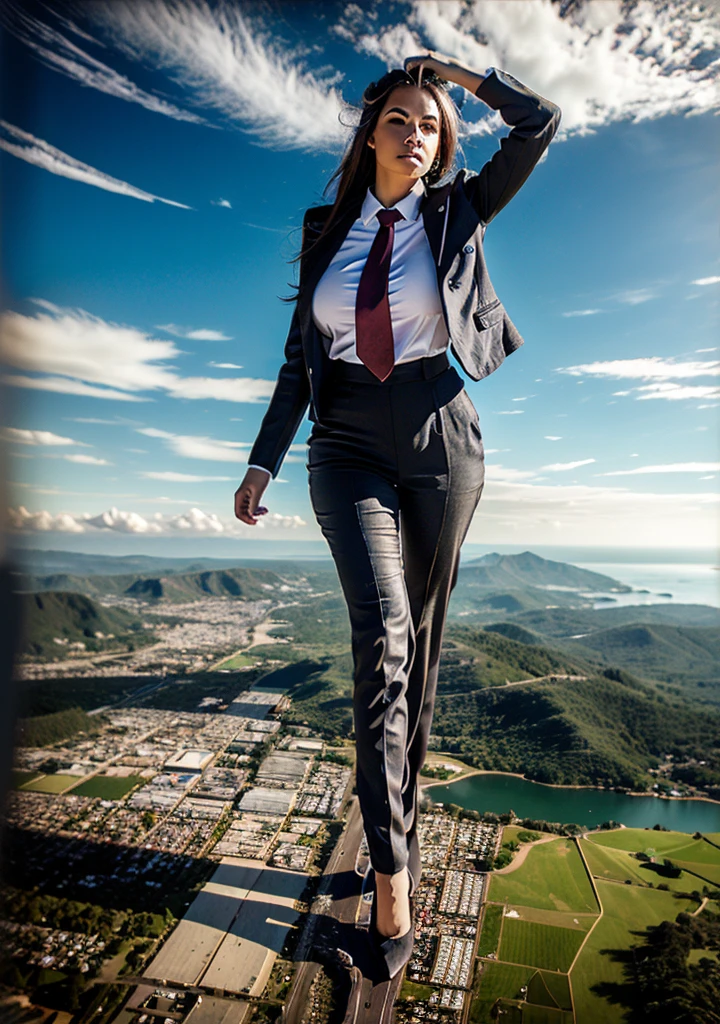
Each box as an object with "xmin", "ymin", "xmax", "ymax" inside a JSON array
[{"xmin": 377, "ymin": 208, "xmax": 404, "ymax": 228}]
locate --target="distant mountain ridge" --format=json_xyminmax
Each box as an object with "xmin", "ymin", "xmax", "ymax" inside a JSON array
[{"xmin": 464, "ymin": 550, "xmax": 632, "ymax": 592}]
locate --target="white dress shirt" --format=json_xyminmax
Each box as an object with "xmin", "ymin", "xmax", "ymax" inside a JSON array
[{"xmin": 312, "ymin": 176, "xmax": 449, "ymax": 364}]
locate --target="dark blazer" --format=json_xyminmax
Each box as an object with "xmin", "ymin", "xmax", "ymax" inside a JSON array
[{"xmin": 248, "ymin": 67, "xmax": 561, "ymax": 478}]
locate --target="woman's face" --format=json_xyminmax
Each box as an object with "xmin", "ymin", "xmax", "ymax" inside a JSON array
[{"xmin": 368, "ymin": 85, "xmax": 441, "ymax": 182}]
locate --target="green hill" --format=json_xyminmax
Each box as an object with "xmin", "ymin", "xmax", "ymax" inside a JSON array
[
  {"xmin": 17, "ymin": 591, "xmax": 145, "ymax": 660},
  {"xmin": 429, "ymin": 669, "xmax": 719, "ymax": 790},
  {"xmin": 282, "ymin": 622, "xmax": 719, "ymax": 792},
  {"xmin": 464, "ymin": 550, "xmax": 632, "ymax": 592}
]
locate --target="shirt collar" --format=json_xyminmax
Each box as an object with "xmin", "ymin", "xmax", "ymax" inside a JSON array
[{"xmin": 361, "ymin": 176, "xmax": 426, "ymax": 227}]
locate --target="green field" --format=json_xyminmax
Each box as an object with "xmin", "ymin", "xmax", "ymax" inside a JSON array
[
  {"xmin": 580, "ymin": 837, "xmax": 698, "ymax": 893},
  {"xmin": 12, "ymin": 770, "xmax": 41, "ymax": 788},
  {"xmin": 583, "ymin": 829, "xmax": 720, "ymax": 888},
  {"xmin": 470, "ymin": 962, "xmax": 536, "ymax": 1024},
  {"xmin": 588, "ymin": 827, "xmax": 699, "ymax": 856},
  {"xmin": 213, "ymin": 651, "xmax": 259, "ymax": 670},
  {"xmin": 523, "ymin": 1008, "xmax": 573, "ymax": 1024},
  {"xmin": 570, "ymin": 880, "xmax": 697, "ymax": 1024},
  {"xmin": 499, "ymin": 918, "xmax": 586, "ymax": 973},
  {"xmin": 527, "ymin": 970, "xmax": 572, "ymax": 1010},
  {"xmin": 478, "ymin": 903, "xmax": 503, "ymax": 956},
  {"xmin": 20, "ymin": 773, "xmax": 81, "ymax": 793},
  {"xmin": 489, "ymin": 838, "xmax": 598, "ymax": 914},
  {"xmin": 470, "ymin": 963, "xmax": 573, "ymax": 1024},
  {"xmin": 70, "ymin": 774, "xmax": 145, "ymax": 799},
  {"xmin": 666, "ymin": 838, "xmax": 720, "ymax": 866}
]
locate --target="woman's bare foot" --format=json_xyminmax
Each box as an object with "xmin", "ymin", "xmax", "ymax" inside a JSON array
[{"xmin": 374, "ymin": 867, "xmax": 411, "ymax": 939}]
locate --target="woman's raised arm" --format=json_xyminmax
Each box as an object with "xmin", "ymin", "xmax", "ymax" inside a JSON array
[{"xmin": 405, "ymin": 51, "xmax": 562, "ymax": 227}]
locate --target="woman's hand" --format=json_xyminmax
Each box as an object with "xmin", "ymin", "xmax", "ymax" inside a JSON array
[
  {"xmin": 404, "ymin": 50, "xmax": 487, "ymax": 94},
  {"xmin": 404, "ymin": 50, "xmax": 447, "ymax": 78},
  {"xmin": 234, "ymin": 468, "xmax": 270, "ymax": 526}
]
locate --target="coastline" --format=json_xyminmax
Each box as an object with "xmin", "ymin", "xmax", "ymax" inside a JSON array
[{"xmin": 421, "ymin": 767, "xmax": 720, "ymax": 806}]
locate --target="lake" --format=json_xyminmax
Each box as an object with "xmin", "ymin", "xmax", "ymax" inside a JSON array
[{"xmin": 426, "ymin": 772, "xmax": 720, "ymax": 834}]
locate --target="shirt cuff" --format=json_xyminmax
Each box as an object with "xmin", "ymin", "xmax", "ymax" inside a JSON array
[{"xmin": 248, "ymin": 464, "xmax": 272, "ymax": 477}]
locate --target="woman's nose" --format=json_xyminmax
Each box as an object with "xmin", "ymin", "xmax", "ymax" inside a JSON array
[{"xmin": 405, "ymin": 125, "xmax": 423, "ymax": 145}]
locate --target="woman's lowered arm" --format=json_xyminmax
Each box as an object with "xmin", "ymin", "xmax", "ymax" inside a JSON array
[
  {"xmin": 234, "ymin": 300, "xmax": 311, "ymax": 527},
  {"xmin": 405, "ymin": 51, "xmax": 562, "ymax": 227},
  {"xmin": 245, "ymin": 302, "xmax": 311, "ymax": 480}
]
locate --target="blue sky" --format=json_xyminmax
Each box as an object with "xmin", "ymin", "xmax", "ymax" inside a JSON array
[{"xmin": 1, "ymin": 0, "xmax": 718, "ymax": 557}]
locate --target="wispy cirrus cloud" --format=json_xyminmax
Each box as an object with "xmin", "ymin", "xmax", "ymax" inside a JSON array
[
  {"xmin": 136, "ymin": 426, "xmax": 306, "ymax": 464},
  {"xmin": 0, "ymin": 300, "xmax": 275, "ymax": 403},
  {"xmin": 79, "ymin": 0, "xmax": 348, "ymax": 151},
  {"xmin": 0, "ymin": 121, "xmax": 192, "ymax": 207},
  {"xmin": 140, "ymin": 470, "xmax": 234, "ymax": 482},
  {"xmin": 1, "ymin": 426, "xmax": 90, "ymax": 446},
  {"xmin": 156, "ymin": 324, "xmax": 233, "ymax": 341},
  {"xmin": 597, "ymin": 461, "xmax": 720, "ymax": 476},
  {"xmin": 541, "ymin": 458, "xmax": 596, "ymax": 472},
  {"xmin": 556, "ymin": 357, "xmax": 720, "ymax": 380},
  {"xmin": 1, "ymin": 1, "xmax": 207, "ymax": 124}
]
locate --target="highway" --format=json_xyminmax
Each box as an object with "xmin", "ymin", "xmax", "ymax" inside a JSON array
[{"xmin": 283, "ymin": 799, "xmax": 366, "ymax": 1024}]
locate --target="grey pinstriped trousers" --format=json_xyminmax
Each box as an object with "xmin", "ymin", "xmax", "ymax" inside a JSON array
[{"xmin": 307, "ymin": 351, "xmax": 485, "ymax": 876}]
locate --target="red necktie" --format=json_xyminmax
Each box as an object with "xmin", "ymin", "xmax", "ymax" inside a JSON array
[{"xmin": 355, "ymin": 208, "xmax": 405, "ymax": 381}]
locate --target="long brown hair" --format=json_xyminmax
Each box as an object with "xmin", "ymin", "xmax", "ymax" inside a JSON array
[{"xmin": 280, "ymin": 66, "xmax": 460, "ymax": 303}]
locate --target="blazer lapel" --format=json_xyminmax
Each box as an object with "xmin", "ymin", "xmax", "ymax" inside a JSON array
[{"xmin": 296, "ymin": 202, "xmax": 361, "ymax": 343}]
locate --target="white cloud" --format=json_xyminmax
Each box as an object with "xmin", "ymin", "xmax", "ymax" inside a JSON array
[
  {"xmin": 8, "ymin": 503, "xmax": 306, "ymax": 534},
  {"xmin": 541, "ymin": 458, "xmax": 596, "ymax": 472},
  {"xmin": 0, "ymin": 121, "xmax": 191, "ymax": 207},
  {"xmin": 557, "ymin": 357, "xmax": 720, "ymax": 381},
  {"xmin": 156, "ymin": 324, "xmax": 233, "ymax": 341},
  {"xmin": 0, "ymin": 300, "xmax": 275, "ymax": 403},
  {"xmin": 82, "ymin": 0, "xmax": 349, "ymax": 152},
  {"xmin": 1, "ymin": 427, "xmax": 90, "ymax": 446},
  {"xmin": 544, "ymin": 436, "xmax": 563, "ymax": 441},
  {"xmin": 209, "ymin": 362, "xmax": 244, "ymax": 370},
  {"xmin": 136, "ymin": 427, "xmax": 308, "ymax": 465},
  {"xmin": 140, "ymin": 471, "xmax": 234, "ymax": 482},
  {"xmin": 334, "ymin": 0, "xmax": 720, "ymax": 138},
  {"xmin": 464, "ymin": 477, "xmax": 719, "ymax": 548},
  {"xmin": 597, "ymin": 462, "xmax": 720, "ymax": 477},
  {"xmin": 495, "ymin": 410, "xmax": 524, "ymax": 415},
  {"xmin": 63, "ymin": 454, "xmax": 111, "ymax": 465},
  {"xmin": 692, "ymin": 276, "xmax": 720, "ymax": 286},
  {"xmin": 562, "ymin": 309, "xmax": 603, "ymax": 318},
  {"xmin": 629, "ymin": 383, "xmax": 720, "ymax": 401},
  {"xmin": 2, "ymin": 2, "xmax": 206, "ymax": 124},
  {"xmin": 1, "ymin": 374, "xmax": 147, "ymax": 402}
]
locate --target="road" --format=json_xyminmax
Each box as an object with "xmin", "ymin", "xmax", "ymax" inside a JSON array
[{"xmin": 284, "ymin": 800, "xmax": 366, "ymax": 1024}]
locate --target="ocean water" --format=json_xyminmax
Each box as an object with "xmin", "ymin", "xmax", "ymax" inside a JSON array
[
  {"xmin": 572, "ymin": 561, "xmax": 720, "ymax": 609},
  {"xmin": 460, "ymin": 546, "xmax": 720, "ymax": 609}
]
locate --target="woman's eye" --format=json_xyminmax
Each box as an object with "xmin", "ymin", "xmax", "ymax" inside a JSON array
[{"xmin": 389, "ymin": 118, "xmax": 436, "ymax": 132}]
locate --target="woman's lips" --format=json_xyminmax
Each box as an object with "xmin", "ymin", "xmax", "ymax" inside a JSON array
[{"xmin": 399, "ymin": 153, "xmax": 423, "ymax": 163}]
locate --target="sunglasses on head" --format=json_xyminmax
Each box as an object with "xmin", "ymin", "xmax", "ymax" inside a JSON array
[{"xmin": 362, "ymin": 66, "xmax": 448, "ymax": 105}]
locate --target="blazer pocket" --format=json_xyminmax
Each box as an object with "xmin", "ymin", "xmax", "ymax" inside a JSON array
[{"xmin": 472, "ymin": 297, "xmax": 503, "ymax": 330}]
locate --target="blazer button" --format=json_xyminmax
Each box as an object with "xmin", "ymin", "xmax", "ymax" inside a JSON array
[
  {"xmin": 464, "ymin": 244, "xmax": 474, "ymax": 254},
  {"xmin": 438, "ymin": 205, "xmax": 445, "ymax": 212},
  {"xmin": 308, "ymin": 367, "xmax": 313, "ymax": 374}
]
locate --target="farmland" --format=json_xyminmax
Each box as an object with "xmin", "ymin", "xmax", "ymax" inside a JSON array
[{"xmin": 471, "ymin": 824, "xmax": 717, "ymax": 1022}]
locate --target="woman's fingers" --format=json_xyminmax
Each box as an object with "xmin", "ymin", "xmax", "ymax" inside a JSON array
[{"xmin": 234, "ymin": 479, "xmax": 269, "ymax": 526}]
